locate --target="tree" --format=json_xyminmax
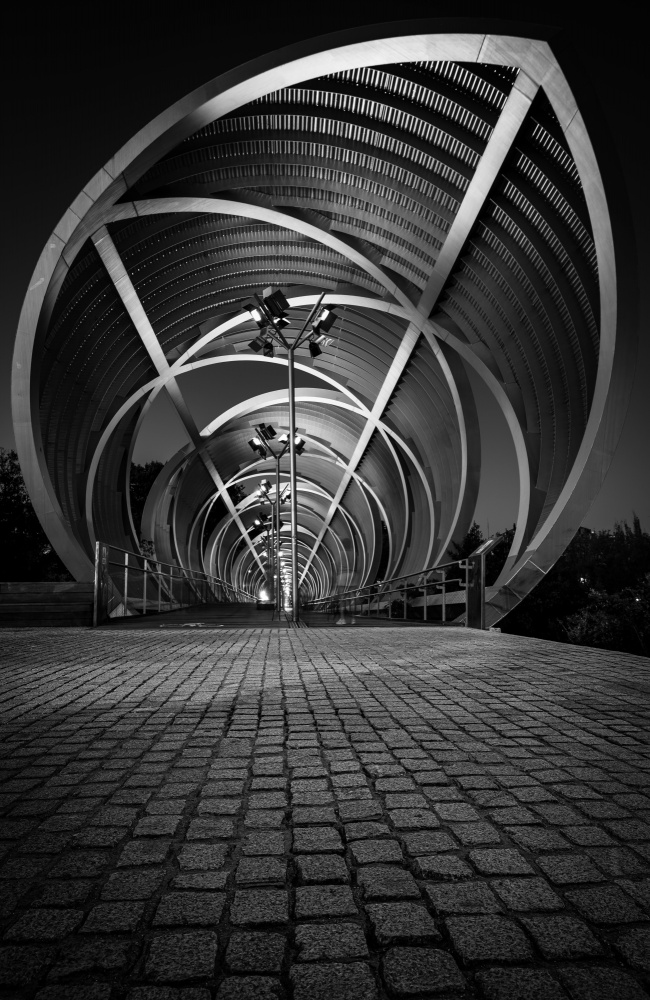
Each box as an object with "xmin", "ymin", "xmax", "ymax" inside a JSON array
[
  {"xmin": 0, "ymin": 448, "xmax": 72, "ymax": 581},
  {"xmin": 501, "ymin": 519, "xmax": 650, "ymax": 655},
  {"xmin": 129, "ymin": 462, "xmax": 163, "ymax": 540}
]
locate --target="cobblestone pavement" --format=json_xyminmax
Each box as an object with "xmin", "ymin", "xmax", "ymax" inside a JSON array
[{"xmin": 0, "ymin": 626, "xmax": 649, "ymax": 1000}]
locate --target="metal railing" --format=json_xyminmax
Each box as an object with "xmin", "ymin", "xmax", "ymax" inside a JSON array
[
  {"xmin": 93, "ymin": 542, "xmax": 254, "ymax": 626},
  {"xmin": 303, "ymin": 558, "xmax": 470, "ymax": 623}
]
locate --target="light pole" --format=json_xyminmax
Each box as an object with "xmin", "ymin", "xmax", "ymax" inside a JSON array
[
  {"xmin": 244, "ymin": 290, "xmax": 337, "ymax": 621},
  {"xmin": 248, "ymin": 423, "xmax": 293, "ymax": 613}
]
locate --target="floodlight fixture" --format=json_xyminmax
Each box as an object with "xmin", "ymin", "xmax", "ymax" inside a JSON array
[
  {"xmin": 262, "ymin": 287, "xmax": 289, "ymax": 317},
  {"xmin": 258, "ymin": 424, "xmax": 276, "ymax": 440},
  {"xmin": 249, "ymin": 335, "xmax": 266, "ymax": 352},
  {"xmin": 260, "ymin": 479, "xmax": 271, "ymax": 493},
  {"xmin": 248, "ymin": 437, "xmax": 267, "ymax": 458},
  {"xmin": 262, "ymin": 341, "xmax": 274, "ymax": 358},
  {"xmin": 278, "ymin": 433, "xmax": 289, "ymax": 444},
  {"xmin": 312, "ymin": 306, "xmax": 337, "ymax": 334},
  {"xmin": 308, "ymin": 340, "xmax": 322, "ymax": 358},
  {"xmin": 242, "ymin": 299, "xmax": 265, "ymax": 326},
  {"xmin": 294, "ymin": 435, "xmax": 306, "ymax": 455}
]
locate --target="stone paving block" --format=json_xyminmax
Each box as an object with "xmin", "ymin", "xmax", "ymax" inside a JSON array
[
  {"xmin": 81, "ymin": 901, "xmax": 144, "ymax": 932},
  {"xmin": 217, "ymin": 976, "xmax": 283, "ymax": 999},
  {"xmin": 134, "ymin": 815, "xmax": 181, "ymax": 837},
  {"xmin": 35, "ymin": 985, "xmax": 112, "ymax": 1000},
  {"xmin": 356, "ymin": 863, "xmax": 421, "ymax": 900},
  {"xmin": 451, "ymin": 822, "xmax": 502, "ymax": 845},
  {"xmin": 295, "ymin": 922, "xmax": 368, "ymax": 961},
  {"xmin": 291, "ymin": 962, "xmax": 378, "ymax": 1000},
  {"xmin": 231, "ymin": 889, "xmax": 289, "ymax": 924},
  {"xmin": 521, "ymin": 915, "xmax": 603, "ymax": 959},
  {"xmin": 615, "ymin": 927, "xmax": 650, "ymax": 975},
  {"xmin": 178, "ymin": 844, "xmax": 228, "ymax": 869},
  {"xmin": 564, "ymin": 884, "xmax": 646, "ymax": 923},
  {"xmin": 243, "ymin": 831, "xmax": 285, "ymax": 855},
  {"xmin": 5, "ymin": 908, "xmax": 84, "ymax": 940},
  {"xmin": 389, "ymin": 808, "xmax": 440, "ymax": 830},
  {"xmin": 367, "ymin": 902, "xmax": 440, "ymax": 944},
  {"xmin": 617, "ymin": 877, "xmax": 650, "ymax": 910},
  {"xmin": 425, "ymin": 881, "xmax": 501, "ymax": 914},
  {"xmin": 491, "ymin": 877, "xmax": 565, "ymax": 912},
  {"xmin": 187, "ymin": 817, "xmax": 234, "ymax": 839},
  {"xmin": 37, "ymin": 879, "xmax": 94, "ymax": 906},
  {"xmin": 226, "ymin": 930, "xmax": 286, "ymax": 972},
  {"xmin": 401, "ymin": 830, "xmax": 458, "ymax": 855},
  {"xmin": 49, "ymin": 938, "xmax": 130, "ymax": 978},
  {"xmin": 0, "ymin": 939, "xmax": 47, "ymax": 981},
  {"xmin": 145, "ymin": 931, "xmax": 218, "ymax": 980},
  {"xmin": 414, "ymin": 855, "xmax": 473, "ymax": 879},
  {"xmin": 469, "ymin": 849, "xmax": 534, "ymax": 875},
  {"xmin": 586, "ymin": 847, "xmax": 650, "ymax": 877},
  {"xmin": 295, "ymin": 884, "xmax": 357, "ymax": 918},
  {"xmin": 536, "ymin": 853, "xmax": 606, "ymax": 884},
  {"xmin": 338, "ymin": 801, "xmax": 382, "ymax": 823},
  {"xmin": 48, "ymin": 851, "xmax": 108, "ymax": 878},
  {"xmin": 153, "ymin": 891, "xmax": 225, "ymax": 925},
  {"xmin": 102, "ymin": 870, "xmax": 165, "ymax": 899},
  {"xmin": 236, "ymin": 857, "xmax": 287, "ymax": 884},
  {"xmin": 475, "ymin": 967, "xmax": 568, "ymax": 999},
  {"xmin": 294, "ymin": 827, "xmax": 343, "ymax": 853},
  {"xmin": 73, "ymin": 825, "xmax": 128, "ymax": 847},
  {"xmin": 446, "ymin": 915, "xmax": 533, "ymax": 962},
  {"xmin": 118, "ymin": 839, "xmax": 171, "ymax": 866},
  {"xmin": 349, "ymin": 838, "xmax": 404, "ymax": 864},
  {"xmin": 295, "ymin": 853, "xmax": 349, "ymax": 883},
  {"xmin": 559, "ymin": 966, "xmax": 649, "ymax": 1000},
  {"xmin": 506, "ymin": 827, "xmax": 569, "ymax": 851},
  {"xmin": 344, "ymin": 822, "xmax": 392, "ymax": 841},
  {"xmin": 172, "ymin": 872, "xmax": 229, "ymax": 890},
  {"xmin": 381, "ymin": 946, "xmax": 465, "ymax": 995}
]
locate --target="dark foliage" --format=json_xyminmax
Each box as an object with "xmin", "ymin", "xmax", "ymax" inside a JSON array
[
  {"xmin": 500, "ymin": 518, "xmax": 650, "ymax": 656},
  {"xmin": 0, "ymin": 448, "xmax": 72, "ymax": 581},
  {"xmin": 129, "ymin": 461, "xmax": 164, "ymax": 540}
]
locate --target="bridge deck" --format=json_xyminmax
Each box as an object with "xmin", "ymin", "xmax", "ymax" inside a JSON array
[
  {"xmin": 0, "ymin": 627, "xmax": 648, "ymax": 998},
  {"xmin": 101, "ymin": 602, "xmax": 441, "ymax": 629}
]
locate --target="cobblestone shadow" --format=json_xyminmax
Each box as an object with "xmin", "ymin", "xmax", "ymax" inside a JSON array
[{"xmin": 0, "ymin": 627, "xmax": 649, "ymax": 999}]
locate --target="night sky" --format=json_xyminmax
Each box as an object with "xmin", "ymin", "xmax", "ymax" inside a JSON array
[{"xmin": 2, "ymin": 3, "xmax": 648, "ymax": 536}]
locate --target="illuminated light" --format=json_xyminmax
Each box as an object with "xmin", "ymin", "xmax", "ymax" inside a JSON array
[{"xmin": 278, "ymin": 433, "xmax": 288, "ymax": 444}]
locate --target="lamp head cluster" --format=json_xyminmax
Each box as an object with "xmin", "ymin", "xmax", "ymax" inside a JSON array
[
  {"xmin": 248, "ymin": 423, "xmax": 305, "ymax": 459},
  {"xmin": 243, "ymin": 288, "xmax": 338, "ymax": 358}
]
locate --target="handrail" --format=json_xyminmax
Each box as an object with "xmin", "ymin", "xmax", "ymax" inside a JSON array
[
  {"xmin": 302, "ymin": 558, "xmax": 469, "ymax": 624},
  {"xmin": 93, "ymin": 541, "xmax": 255, "ymax": 625}
]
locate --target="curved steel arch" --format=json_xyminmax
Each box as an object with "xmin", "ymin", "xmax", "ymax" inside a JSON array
[{"xmin": 12, "ymin": 22, "xmax": 636, "ymax": 622}]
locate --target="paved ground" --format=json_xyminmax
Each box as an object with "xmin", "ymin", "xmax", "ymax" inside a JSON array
[{"xmin": 0, "ymin": 626, "xmax": 649, "ymax": 1000}]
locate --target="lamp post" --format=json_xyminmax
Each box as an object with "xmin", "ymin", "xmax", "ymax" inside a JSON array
[
  {"xmin": 244, "ymin": 290, "xmax": 337, "ymax": 622},
  {"xmin": 248, "ymin": 423, "xmax": 293, "ymax": 613}
]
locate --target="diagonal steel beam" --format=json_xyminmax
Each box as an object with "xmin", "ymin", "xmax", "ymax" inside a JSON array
[
  {"xmin": 91, "ymin": 226, "xmax": 263, "ymax": 571},
  {"xmin": 417, "ymin": 74, "xmax": 539, "ymax": 317}
]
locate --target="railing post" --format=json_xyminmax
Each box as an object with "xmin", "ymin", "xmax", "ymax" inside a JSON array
[
  {"xmin": 158, "ymin": 564, "xmax": 162, "ymax": 613},
  {"xmin": 441, "ymin": 570, "xmax": 446, "ymax": 624},
  {"xmin": 143, "ymin": 558, "xmax": 148, "ymax": 615},
  {"xmin": 423, "ymin": 582, "xmax": 427, "ymax": 622},
  {"xmin": 123, "ymin": 551, "xmax": 129, "ymax": 617}
]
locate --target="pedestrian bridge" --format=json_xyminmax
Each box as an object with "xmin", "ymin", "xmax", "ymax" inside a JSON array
[{"xmin": 11, "ymin": 21, "xmax": 636, "ymax": 629}]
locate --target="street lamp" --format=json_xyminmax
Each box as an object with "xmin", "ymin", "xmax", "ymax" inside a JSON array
[
  {"xmin": 247, "ymin": 422, "xmax": 294, "ymax": 613},
  {"xmin": 243, "ymin": 288, "xmax": 337, "ymax": 621}
]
